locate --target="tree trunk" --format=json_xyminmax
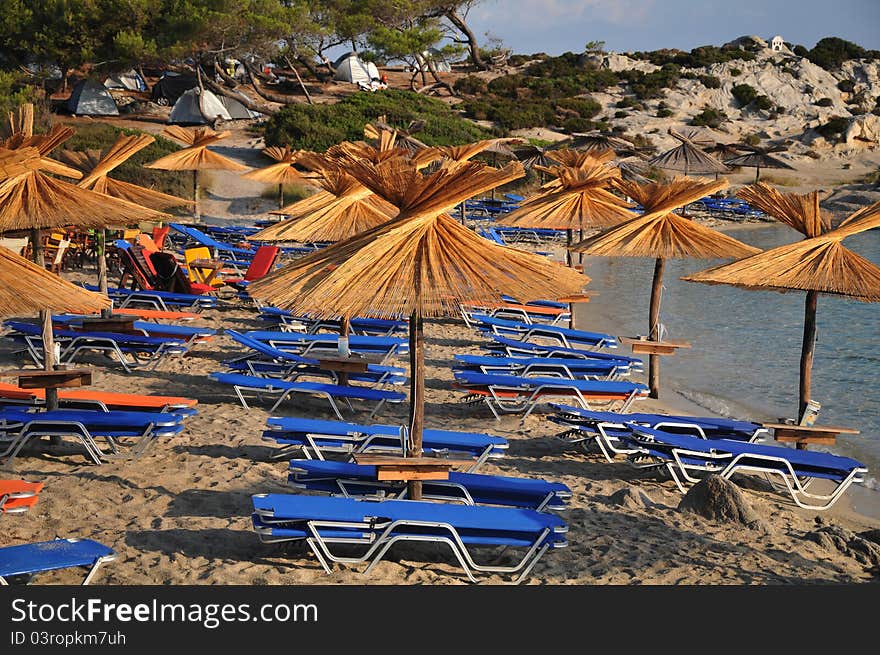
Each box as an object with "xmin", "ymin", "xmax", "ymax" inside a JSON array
[
  {"xmin": 283, "ymin": 56, "xmax": 314, "ymax": 104},
  {"xmin": 278, "ymin": 183, "xmax": 284, "ymax": 209},
  {"xmin": 755, "ymin": 165, "xmax": 761, "ymax": 184},
  {"xmin": 243, "ymin": 62, "xmax": 299, "ymax": 106},
  {"xmin": 296, "ymin": 54, "xmax": 324, "ymax": 81},
  {"xmin": 40, "ymin": 310, "xmax": 59, "ymax": 411},
  {"xmin": 648, "ymin": 257, "xmax": 665, "ymax": 399},
  {"xmin": 407, "ymin": 310, "xmax": 424, "ymax": 500},
  {"xmin": 799, "ymin": 291, "xmax": 818, "ymax": 421},
  {"xmin": 202, "ymin": 74, "xmax": 280, "ymax": 115},
  {"xmin": 338, "ymin": 316, "xmax": 350, "ymax": 387},
  {"xmin": 445, "ymin": 9, "xmax": 490, "ymax": 71}
]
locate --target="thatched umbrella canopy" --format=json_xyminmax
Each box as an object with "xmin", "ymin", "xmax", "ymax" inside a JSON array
[
  {"xmin": 248, "ymin": 159, "xmax": 588, "ymax": 498},
  {"xmin": 647, "ymin": 129, "xmax": 729, "ymax": 177},
  {"xmin": 58, "ymin": 134, "xmax": 194, "ymax": 210},
  {"xmin": 144, "ymin": 126, "xmax": 247, "ymax": 220},
  {"xmin": 3, "ymin": 105, "xmax": 83, "ymax": 180},
  {"xmin": 241, "ymin": 146, "xmax": 319, "ymax": 208},
  {"xmin": 572, "ymin": 177, "xmax": 760, "ymax": 397},
  {"xmin": 553, "ymin": 131, "xmax": 648, "ymax": 158},
  {"xmin": 684, "ymin": 184, "xmax": 880, "ymax": 419},
  {"xmin": 512, "ymin": 143, "xmax": 555, "ymax": 176},
  {"xmin": 723, "ymin": 144, "xmax": 794, "ymax": 183},
  {"xmin": 363, "ymin": 115, "xmax": 428, "ymax": 154},
  {"xmin": 617, "ymin": 158, "xmax": 654, "ymax": 185}
]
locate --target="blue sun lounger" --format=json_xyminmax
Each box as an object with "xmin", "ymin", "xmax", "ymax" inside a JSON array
[
  {"xmin": 485, "ymin": 334, "xmax": 644, "ymax": 369},
  {"xmin": 453, "ymin": 354, "xmax": 633, "ymax": 380},
  {"xmin": 454, "ymin": 371, "xmax": 649, "ymax": 419},
  {"xmin": 83, "ymin": 284, "xmax": 218, "ymax": 312},
  {"xmin": 548, "ymin": 405, "xmax": 769, "ymax": 462},
  {"xmin": 52, "ymin": 315, "xmax": 216, "ymax": 347},
  {"xmin": 287, "ymin": 459, "xmax": 571, "ymax": 511},
  {"xmin": 4, "ymin": 320, "xmax": 189, "ymax": 373},
  {"xmin": 244, "ymin": 330, "xmax": 408, "ymax": 362},
  {"xmin": 257, "ymin": 308, "xmax": 408, "ymax": 337},
  {"xmin": 262, "ymin": 417, "xmax": 508, "ymax": 468},
  {"xmin": 501, "ymin": 296, "xmax": 567, "ymax": 310},
  {"xmin": 209, "ymin": 372, "xmax": 406, "ymax": 418},
  {"xmin": 469, "ymin": 314, "xmax": 618, "ymax": 350},
  {"xmin": 625, "ymin": 425, "xmax": 868, "ymax": 510},
  {"xmin": 223, "ymin": 330, "xmax": 406, "ymax": 386},
  {"xmin": 0, "ymin": 407, "xmax": 185, "ymax": 465},
  {"xmin": 169, "ymin": 222, "xmax": 257, "ymax": 260},
  {"xmin": 251, "ymin": 493, "xmax": 567, "ymax": 583},
  {"xmin": 0, "ymin": 538, "xmax": 116, "ymax": 585}
]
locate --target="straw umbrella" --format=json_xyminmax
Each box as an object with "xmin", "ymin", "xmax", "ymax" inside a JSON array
[
  {"xmin": 248, "ymin": 159, "xmax": 588, "ymax": 498},
  {"xmin": 3, "ymin": 104, "xmax": 83, "ymax": 180},
  {"xmin": 553, "ymin": 131, "xmax": 649, "ymax": 158},
  {"xmin": 723, "ymin": 144, "xmax": 795, "ymax": 183},
  {"xmin": 0, "ymin": 245, "xmax": 110, "ymax": 410},
  {"xmin": 241, "ymin": 146, "xmax": 317, "ymax": 208},
  {"xmin": 363, "ymin": 115, "xmax": 428, "ymax": 154},
  {"xmin": 647, "ymin": 129, "xmax": 729, "ymax": 178},
  {"xmin": 571, "ymin": 177, "xmax": 760, "ymax": 398},
  {"xmin": 434, "ymin": 139, "xmax": 519, "ymax": 219},
  {"xmin": 144, "ymin": 126, "xmax": 248, "ymax": 221},
  {"xmin": 499, "ymin": 158, "xmax": 635, "ymax": 266},
  {"xmin": 683, "ymin": 185, "xmax": 880, "ymax": 419}
]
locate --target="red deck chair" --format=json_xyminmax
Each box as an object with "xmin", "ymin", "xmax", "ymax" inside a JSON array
[{"xmin": 223, "ymin": 245, "xmax": 280, "ymax": 289}]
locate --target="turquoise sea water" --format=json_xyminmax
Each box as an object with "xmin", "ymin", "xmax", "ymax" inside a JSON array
[{"xmin": 575, "ymin": 224, "xmax": 880, "ymax": 494}]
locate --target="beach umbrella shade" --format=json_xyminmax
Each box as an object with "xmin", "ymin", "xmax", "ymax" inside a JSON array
[
  {"xmin": 723, "ymin": 144, "xmax": 795, "ymax": 183},
  {"xmin": 499, "ymin": 158, "xmax": 635, "ymax": 265},
  {"xmin": 683, "ymin": 184, "xmax": 880, "ymax": 419},
  {"xmin": 241, "ymin": 146, "xmax": 318, "ymax": 208},
  {"xmin": 435, "ymin": 139, "xmax": 521, "ymax": 217},
  {"xmin": 248, "ymin": 159, "xmax": 588, "ymax": 498},
  {"xmin": 3, "ymin": 104, "xmax": 83, "ymax": 180},
  {"xmin": 144, "ymin": 126, "xmax": 248, "ymax": 221},
  {"xmin": 647, "ymin": 129, "xmax": 729, "ymax": 177},
  {"xmin": 571, "ymin": 177, "xmax": 760, "ymax": 398},
  {"xmin": 553, "ymin": 131, "xmax": 649, "ymax": 158},
  {"xmin": 363, "ymin": 115, "xmax": 429, "ymax": 154},
  {"xmin": 0, "ymin": 237, "xmax": 110, "ymax": 408}
]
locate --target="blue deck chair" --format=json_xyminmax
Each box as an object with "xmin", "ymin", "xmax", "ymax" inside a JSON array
[
  {"xmin": 52, "ymin": 315, "xmax": 216, "ymax": 347},
  {"xmin": 262, "ymin": 417, "xmax": 508, "ymax": 468},
  {"xmin": 453, "ymin": 371, "xmax": 648, "ymax": 419},
  {"xmin": 469, "ymin": 314, "xmax": 618, "ymax": 350},
  {"xmin": 223, "ymin": 330, "xmax": 406, "ymax": 386},
  {"xmin": 251, "ymin": 494, "xmax": 567, "ymax": 583},
  {"xmin": 169, "ymin": 223, "xmax": 256, "ymax": 260},
  {"xmin": 625, "ymin": 425, "xmax": 868, "ymax": 510},
  {"xmin": 209, "ymin": 372, "xmax": 406, "ymax": 419},
  {"xmin": 84, "ymin": 284, "xmax": 218, "ymax": 312},
  {"xmin": 485, "ymin": 334, "xmax": 643, "ymax": 369},
  {"xmin": 453, "ymin": 354, "xmax": 632, "ymax": 380},
  {"xmin": 0, "ymin": 407, "xmax": 185, "ymax": 465},
  {"xmin": 0, "ymin": 538, "xmax": 116, "ymax": 585},
  {"xmin": 500, "ymin": 296, "xmax": 567, "ymax": 310},
  {"xmin": 256, "ymin": 308, "xmax": 408, "ymax": 337},
  {"xmin": 244, "ymin": 330, "xmax": 408, "ymax": 362},
  {"xmin": 478, "ymin": 226, "xmax": 507, "ymax": 245},
  {"xmin": 548, "ymin": 405, "xmax": 768, "ymax": 462},
  {"xmin": 287, "ymin": 459, "xmax": 571, "ymax": 511},
  {"xmin": 5, "ymin": 320, "xmax": 188, "ymax": 373},
  {"xmin": 460, "ymin": 303, "xmax": 571, "ymax": 327}
]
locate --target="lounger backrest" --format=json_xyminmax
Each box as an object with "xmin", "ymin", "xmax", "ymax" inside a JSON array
[
  {"xmin": 225, "ymin": 329, "xmax": 315, "ymax": 364},
  {"xmin": 118, "ymin": 247, "xmax": 156, "ymax": 290},
  {"xmin": 152, "ymin": 226, "xmax": 170, "ymax": 250},
  {"xmin": 184, "ymin": 246, "xmax": 213, "ymax": 283},
  {"xmin": 130, "ymin": 243, "xmax": 159, "ymax": 277},
  {"xmin": 245, "ymin": 245, "xmax": 280, "ymax": 281},
  {"xmin": 149, "ymin": 251, "xmax": 195, "ymax": 294}
]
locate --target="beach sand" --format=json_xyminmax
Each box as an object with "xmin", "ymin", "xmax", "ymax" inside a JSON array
[
  {"xmin": 4, "ymin": 124, "xmax": 878, "ymax": 584},
  {"xmin": 1, "ymin": 278, "xmax": 879, "ymax": 585}
]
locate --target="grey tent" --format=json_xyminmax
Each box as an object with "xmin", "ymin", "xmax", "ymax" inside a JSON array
[
  {"xmin": 66, "ymin": 79, "xmax": 119, "ymax": 116},
  {"xmin": 168, "ymin": 88, "xmax": 231, "ymax": 125},
  {"xmin": 218, "ymin": 93, "xmax": 261, "ymax": 119},
  {"xmin": 333, "ymin": 52, "xmax": 380, "ymax": 85},
  {"xmin": 104, "ymin": 69, "xmax": 147, "ymax": 92},
  {"xmin": 415, "ymin": 48, "xmax": 452, "ymax": 73}
]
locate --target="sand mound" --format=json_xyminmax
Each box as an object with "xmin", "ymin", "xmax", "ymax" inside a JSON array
[
  {"xmin": 805, "ymin": 524, "xmax": 880, "ymax": 570},
  {"xmin": 678, "ymin": 475, "xmax": 765, "ymax": 529},
  {"xmin": 605, "ymin": 486, "xmax": 653, "ymax": 510}
]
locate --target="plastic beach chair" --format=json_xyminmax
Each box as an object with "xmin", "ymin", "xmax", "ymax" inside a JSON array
[
  {"xmin": 0, "ymin": 382, "xmax": 197, "ymax": 415},
  {"xmin": 625, "ymin": 425, "xmax": 868, "ymax": 510},
  {"xmin": 469, "ymin": 314, "xmax": 618, "ymax": 350},
  {"xmin": 484, "ymin": 334, "xmax": 643, "ymax": 369},
  {"xmin": 453, "ymin": 354, "xmax": 633, "ymax": 381},
  {"xmin": 288, "ymin": 459, "xmax": 571, "ymax": 510},
  {"xmin": 0, "ymin": 479, "xmax": 43, "ymax": 514},
  {"xmin": 251, "ymin": 494, "xmax": 567, "ymax": 583},
  {"xmin": 0, "ymin": 538, "xmax": 115, "ymax": 585}
]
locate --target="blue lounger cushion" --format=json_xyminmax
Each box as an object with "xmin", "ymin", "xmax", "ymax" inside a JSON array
[
  {"xmin": 0, "ymin": 408, "xmax": 183, "ymax": 429},
  {"xmin": 453, "ymin": 354, "xmax": 628, "ymax": 374},
  {"xmin": 84, "ymin": 285, "xmax": 217, "ymax": 306},
  {"xmin": 209, "ymin": 372, "xmax": 407, "ymax": 402},
  {"xmin": 288, "ymin": 459, "xmax": 571, "ymax": 509},
  {"xmin": 244, "ymin": 331, "xmax": 406, "ymax": 350},
  {"xmin": 486, "ymin": 335, "xmax": 643, "ymax": 366},
  {"xmin": 471, "ymin": 314, "xmax": 616, "ymax": 346},
  {"xmin": 5, "ymin": 321, "xmax": 187, "ymax": 350},
  {"xmin": 0, "ymin": 538, "xmax": 114, "ymax": 579},
  {"xmin": 550, "ymin": 405, "xmax": 765, "ymax": 437},
  {"xmin": 454, "ymin": 371, "xmax": 648, "ymax": 395}
]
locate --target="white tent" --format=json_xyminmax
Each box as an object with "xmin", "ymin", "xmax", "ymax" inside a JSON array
[
  {"xmin": 104, "ymin": 69, "xmax": 147, "ymax": 91},
  {"xmin": 333, "ymin": 52, "xmax": 380, "ymax": 86},
  {"xmin": 168, "ymin": 87, "xmax": 232, "ymax": 124},
  {"xmin": 218, "ymin": 93, "xmax": 261, "ymax": 119},
  {"xmin": 415, "ymin": 48, "xmax": 452, "ymax": 73}
]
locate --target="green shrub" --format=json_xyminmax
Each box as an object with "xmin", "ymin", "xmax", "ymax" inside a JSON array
[
  {"xmin": 805, "ymin": 37, "xmax": 878, "ymax": 71},
  {"xmin": 453, "ymin": 75, "xmax": 488, "ymax": 95},
  {"xmin": 656, "ymin": 107, "xmax": 673, "ymax": 118},
  {"xmin": 815, "ymin": 97, "xmax": 834, "ymax": 107},
  {"xmin": 690, "ymin": 106, "xmax": 726, "ymax": 128},
  {"xmin": 837, "ymin": 79, "xmax": 856, "ymax": 93},
  {"xmin": 816, "ymin": 116, "xmax": 850, "ymax": 140},
  {"xmin": 732, "ymin": 83, "xmax": 758, "ymax": 106},
  {"xmin": 614, "ymin": 110, "xmax": 628, "ymax": 118},
  {"xmin": 729, "ymin": 67, "xmax": 742, "ymax": 77},
  {"xmin": 629, "ymin": 45, "xmax": 754, "ymax": 68},
  {"xmin": 0, "ymin": 72, "xmax": 45, "ymax": 129},
  {"xmin": 616, "ymin": 97, "xmax": 637, "ymax": 108},
  {"xmin": 754, "ymin": 95, "xmax": 773, "ymax": 111},
  {"xmin": 621, "ymin": 64, "xmax": 681, "ymax": 100},
  {"xmin": 264, "ymin": 89, "xmax": 494, "ymax": 150},
  {"xmin": 793, "ymin": 45, "xmax": 809, "ymax": 57},
  {"xmin": 62, "ymin": 123, "xmax": 190, "ymax": 199},
  {"xmin": 698, "ymin": 74, "xmax": 721, "ymax": 89},
  {"xmin": 743, "ymin": 133, "xmax": 761, "ymax": 146}
]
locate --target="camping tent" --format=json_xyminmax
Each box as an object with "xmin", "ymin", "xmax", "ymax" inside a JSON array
[
  {"xmin": 151, "ymin": 73, "xmax": 198, "ymax": 106},
  {"xmin": 168, "ymin": 88, "xmax": 232, "ymax": 125},
  {"xmin": 66, "ymin": 79, "xmax": 119, "ymax": 116},
  {"xmin": 218, "ymin": 93, "xmax": 261, "ymax": 119},
  {"xmin": 104, "ymin": 69, "xmax": 147, "ymax": 92},
  {"xmin": 333, "ymin": 52, "xmax": 380, "ymax": 85},
  {"xmin": 415, "ymin": 48, "xmax": 452, "ymax": 73}
]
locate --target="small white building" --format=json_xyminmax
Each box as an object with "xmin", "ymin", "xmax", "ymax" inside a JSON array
[{"xmin": 770, "ymin": 35, "xmax": 785, "ymax": 52}]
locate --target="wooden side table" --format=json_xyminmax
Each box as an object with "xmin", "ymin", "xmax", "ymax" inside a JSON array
[
  {"xmin": 352, "ymin": 455, "xmax": 472, "ymax": 481},
  {"xmin": 762, "ymin": 423, "xmax": 860, "ymax": 450}
]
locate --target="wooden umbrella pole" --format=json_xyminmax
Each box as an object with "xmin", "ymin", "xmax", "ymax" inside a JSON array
[
  {"xmin": 460, "ymin": 201, "xmax": 466, "ymax": 226},
  {"xmin": 799, "ymin": 290, "xmax": 818, "ymax": 421},
  {"xmin": 648, "ymin": 257, "xmax": 665, "ymax": 398},
  {"xmin": 755, "ymin": 165, "xmax": 761, "ymax": 184},
  {"xmin": 193, "ymin": 170, "xmax": 200, "ymax": 222},
  {"xmin": 566, "ymin": 229, "xmax": 572, "ymax": 267},
  {"xmin": 407, "ymin": 310, "xmax": 424, "ymax": 500},
  {"xmin": 97, "ymin": 229, "xmax": 112, "ymax": 317},
  {"xmin": 278, "ymin": 182, "xmax": 284, "ymax": 209},
  {"xmin": 40, "ymin": 310, "xmax": 59, "ymax": 411},
  {"xmin": 338, "ymin": 316, "xmax": 350, "ymax": 386},
  {"xmin": 31, "ymin": 228, "xmax": 44, "ymax": 267}
]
